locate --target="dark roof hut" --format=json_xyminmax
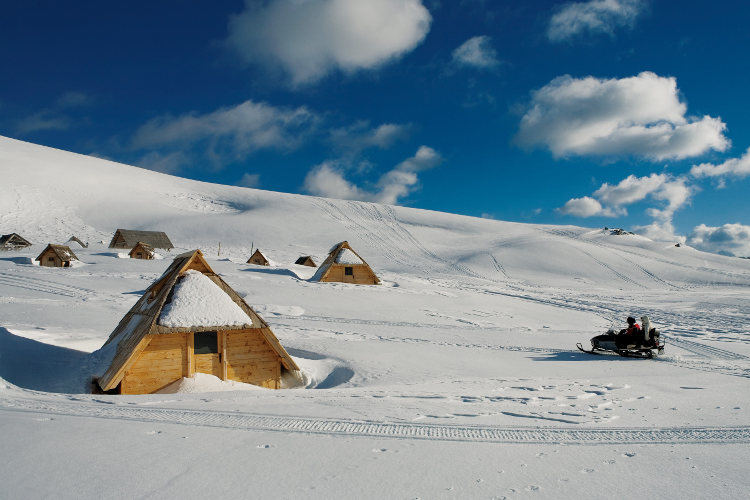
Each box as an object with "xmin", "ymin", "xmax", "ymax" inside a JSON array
[
  {"xmin": 129, "ymin": 241, "xmax": 155, "ymax": 260},
  {"xmin": 294, "ymin": 256, "xmax": 317, "ymax": 267},
  {"xmin": 35, "ymin": 244, "xmax": 78, "ymax": 267},
  {"xmin": 311, "ymin": 241, "xmax": 380, "ymax": 285},
  {"xmin": 0, "ymin": 233, "xmax": 31, "ymax": 250},
  {"xmin": 94, "ymin": 249, "xmax": 300, "ymax": 394},
  {"xmin": 247, "ymin": 249, "xmax": 270, "ymax": 266},
  {"xmin": 109, "ymin": 229, "xmax": 174, "ymax": 250}
]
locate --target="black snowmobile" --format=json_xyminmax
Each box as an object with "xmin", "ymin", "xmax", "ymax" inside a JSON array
[{"xmin": 577, "ymin": 315, "xmax": 665, "ymax": 358}]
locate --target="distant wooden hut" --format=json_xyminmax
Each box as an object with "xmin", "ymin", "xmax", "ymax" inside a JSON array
[
  {"xmin": 311, "ymin": 241, "xmax": 380, "ymax": 285},
  {"xmin": 109, "ymin": 229, "xmax": 174, "ymax": 250},
  {"xmin": 129, "ymin": 241, "xmax": 155, "ymax": 260},
  {"xmin": 0, "ymin": 233, "xmax": 31, "ymax": 250},
  {"xmin": 294, "ymin": 255, "xmax": 317, "ymax": 267},
  {"xmin": 94, "ymin": 249, "xmax": 300, "ymax": 394},
  {"xmin": 35, "ymin": 244, "xmax": 78, "ymax": 267},
  {"xmin": 247, "ymin": 249, "xmax": 270, "ymax": 266}
]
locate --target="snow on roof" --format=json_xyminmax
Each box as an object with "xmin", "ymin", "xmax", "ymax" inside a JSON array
[
  {"xmin": 335, "ymin": 248, "xmax": 363, "ymax": 265},
  {"xmin": 158, "ymin": 270, "xmax": 252, "ymax": 328}
]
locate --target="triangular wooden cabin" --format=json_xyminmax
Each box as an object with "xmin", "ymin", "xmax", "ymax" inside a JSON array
[
  {"xmin": 109, "ymin": 229, "xmax": 174, "ymax": 250},
  {"xmin": 35, "ymin": 244, "xmax": 78, "ymax": 267},
  {"xmin": 95, "ymin": 250, "xmax": 299, "ymax": 394},
  {"xmin": 0, "ymin": 233, "xmax": 32, "ymax": 250},
  {"xmin": 129, "ymin": 241, "xmax": 155, "ymax": 260},
  {"xmin": 311, "ymin": 241, "xmax": 380, "ymax": 285},
  {"xmin": 247, "ymin": 249, "xmax": 270, "ymax": 266},
  {"xmin": 294, "ymin": 255, "xmax": 317, "ymax": 267}
]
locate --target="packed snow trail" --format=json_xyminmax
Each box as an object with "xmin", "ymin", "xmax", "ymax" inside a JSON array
[{"xmin": 1, "ymin": 397, "xmax": 749, "ymax": 445}]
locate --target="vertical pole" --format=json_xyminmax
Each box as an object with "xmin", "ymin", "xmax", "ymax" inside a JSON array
[{"xmin": 218, "ymin": 242, "xmax": 221, "ymax": 257}]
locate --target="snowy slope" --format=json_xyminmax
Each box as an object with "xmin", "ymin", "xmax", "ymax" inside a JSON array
[{"xmin": 1, "ymin": 135, "xmax": 750, "ymax": 499}]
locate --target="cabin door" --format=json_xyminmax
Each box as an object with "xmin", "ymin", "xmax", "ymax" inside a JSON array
[
  {"xmin": 343, "ymin": 266, "xmax": 354, "ymax": 283},
  {"xmin": 193, "ymin": 331, "xmax": 223, "ymax": 378}
]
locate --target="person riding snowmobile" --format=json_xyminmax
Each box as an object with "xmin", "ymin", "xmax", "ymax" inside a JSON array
[{"xmin": 616, "ymin": 316, "xmax": 641, "ymax": 348}]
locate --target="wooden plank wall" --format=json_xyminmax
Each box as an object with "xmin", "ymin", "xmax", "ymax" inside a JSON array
[
  {"xmin": 121, "ymin": 333, "xmax": 187, "ymax": 394},
  {"xmin": 225, "ymin": 330, "xmax": 281, "ymax": 389},
  {"xmin": 323, "ymin": 264, "xmax": 379, "ymax": 284}
]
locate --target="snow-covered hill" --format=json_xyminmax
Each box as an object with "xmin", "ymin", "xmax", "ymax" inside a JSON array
[{"xmin": 1, "ymin": 135, "xmax": 749, "ymax": 499}]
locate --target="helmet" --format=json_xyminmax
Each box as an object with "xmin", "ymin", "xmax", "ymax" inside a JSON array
[{"xmin": 627, "ymin": 316, "xmax": 636, "ymax": 324}]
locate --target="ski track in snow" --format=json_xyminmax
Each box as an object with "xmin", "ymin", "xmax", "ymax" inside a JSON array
[
  {"xmin": 0, "ymin": 271, "xmax": 96, "ymax": 298},
  {"xmin": 1, "ymin": 397, "xmax": 748, "ymax": 445}
]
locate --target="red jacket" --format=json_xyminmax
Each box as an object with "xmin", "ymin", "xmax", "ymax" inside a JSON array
[{"xmin": 625, "ymin": 323, "xmax": 641, "ymax": 335}]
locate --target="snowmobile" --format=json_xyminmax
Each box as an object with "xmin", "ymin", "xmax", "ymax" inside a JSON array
[{"xmin": 577, "ymin": 315, "xmax": 665, "ymax": 358}]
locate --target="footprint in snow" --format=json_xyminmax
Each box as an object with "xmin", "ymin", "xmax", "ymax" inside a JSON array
[
  {"xmin": 580, "ymin": 468, "xmax": 595, "ymax": 474},
  {"xmin": 257, "ymin": 444, "xmax": 272, "ymax": 449},
  {"xmin": 622, "ymin": 452, "xmax": 636, "ymax": 458}
]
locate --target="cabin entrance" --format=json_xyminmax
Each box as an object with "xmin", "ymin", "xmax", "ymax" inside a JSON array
[{"xmin": 193, "ymin": 331, "xmax": 222, "ymax": 378}]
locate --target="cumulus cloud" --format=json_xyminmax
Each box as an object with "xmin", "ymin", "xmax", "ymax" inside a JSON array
[
  {"xmin": 688, "ymin": 223, "xmax": 750, "ymax": 257},
  {"xmin": 557, "ymin": 173, "xmax": 693, "ymax": 234},
  {"xmin": 557, "ymin": 196, "xmax": 610, "ymax": 217},
  {"xmin": 237, "ymin": 173, "xmax": 261, "ymax": 188},
  {"xmin": 548, "ymin": 0, "xmax": 643, "ymax": 42},
  {"xmin": 225, "ymin": 0, "xmax": 432, "ymax": 85},
  {"xmin": 303, "ymin": 146, "xmax": 442, "ymax": 205},
  {"xmin": 691, "ymin": 147, "xmax": 750, "ymax": 179},
  {"xmin": 516, "ymin": 72, "xmax": 729, "ymax": 160},
  {"xmin": 451, "ymin": 36, "xmax": 499, "ymax": 69},
  {"xmin": 329, "ymin": 121, "xmax": 411, "ymax": 154},
  {"xmin": 131, "ymin": 100, "xmax": 318, "ymax": 159}
]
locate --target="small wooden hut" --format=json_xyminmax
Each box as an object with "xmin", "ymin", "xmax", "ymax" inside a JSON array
[
  {"xmin": 311, "ymin": 241, "xmax": 380, "ymax": 285},
  {"xmin": 294, "ymin": 256, "xmax": 317, "ymax": 267},
  {"xmin": 129, "ymin": 241, "xmax": 155, "ymax": 260},
  {"xmin": 247, "ymin": 249, "xmax": 270, "ymax": 266},
  {"xmin": 0, "ymin": 233, "xmax": 31, "ymax": 250},
  {"xmin": 35, "ymin": 244, "xmax": 78, "ymax": 267},
  {"xmin": 94, "ymin": 250, "xmax": 299, "ymax": 394},
  {"xmin": 109, "ymin": 229, "xmax": 174, "ymax": 250}
]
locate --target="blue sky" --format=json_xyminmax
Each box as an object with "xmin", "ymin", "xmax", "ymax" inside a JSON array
[{"xmin": 2, "ymin": 0, "xmax": 750, "ymax": 255}]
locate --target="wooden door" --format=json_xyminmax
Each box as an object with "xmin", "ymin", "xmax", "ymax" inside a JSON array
[{"xmin": 193, "ymin": 331, "xmax": 222, "ymax": 378}]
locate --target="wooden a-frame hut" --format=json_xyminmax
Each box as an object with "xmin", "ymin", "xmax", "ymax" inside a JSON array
[
  {"xmin": 35, "ymin": 244, "xmax": 78, "ymax": 267},
  {"xmin": 294, "ymin": 255, "xmax": 317, "ymax": 267},
  {"xmin": 0, "ymin": 233, "xmax": 31, "ymax": 250},
  {"xmin": 109, "ymin": 229, "xmax": 174, "ymax": 250},
  {"xmin": 129, "ymin": 241, "xmax": 155, "ymax": 260},
  {"xmin": 311, "ymin": 241, "xmax": 380, "ymax": 285},
  {"xmin": 95, "ymin": 250, "xmax": 299, "ymax": 394},
  {"xmin": 247, "ymin": 249, "xmax": 270, "ymax": 266}
]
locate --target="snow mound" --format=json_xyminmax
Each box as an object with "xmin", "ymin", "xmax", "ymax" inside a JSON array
[
  {"xmin": 158, "ymin": 270, "xmax": 251, "ymax": 327},
  {"xmin": 335, "ymin": 248, "xmax": 363, "ymax": 265},
  {"xmin": 156, "ymin": 373, "xmax": 265, "ymax": 393}
]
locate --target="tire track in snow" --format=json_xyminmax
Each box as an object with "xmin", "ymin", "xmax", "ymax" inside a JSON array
[{"xmin": 2, "ymin": 397, "xmax": 748, "ymax": 444}]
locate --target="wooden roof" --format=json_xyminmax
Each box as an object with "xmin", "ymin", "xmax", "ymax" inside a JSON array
[
  {"xmin": 247, "ymin": 249, "xmax": 269, "ymax": 265},
  {"xmin": 294, "ymin": 255, "xmax": 316, "ymax": 267},
  {"xmin": 311, "ymin": 241, "xmax": 379, "ymax": 283},
  {"xmin": 35, "ymin": 244, "xmax": 78, "ymax": 262},
  {"xmin": 96, "ymin": 249, "xmax": 299, "ymax": 391},
  {"xmin": 0, "ymin": 233, "xmax": 31, "ymax": 248},
  {"xmin": 109, "ymin": 229, "xmax": 174, "ymax": 249},
  {"xmin": 129, "ymin": 241, "xmax": 155, "ymax": 256}
]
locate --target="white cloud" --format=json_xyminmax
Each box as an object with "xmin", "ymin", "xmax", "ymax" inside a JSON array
[
  {"xmin": 632, "ymin": 220, "xmax": 684, "ymax": 243},
  {"xmin": 137, "ymin": 151, "xmax": 189, "ymax": 175},
  {"xmin": 225, "ymin": 0, "xmax": 432, "ymax": 85},
  {"xmin": 131, "ymin": 100, "xmax": 318, "ymax": 157},
  {"xmin": 548, "ymin": 0, "xmax": 643, "ymax": 42},
  {"xmin": 303, "ymin": 146, "xmax": 442, "ymax": 205},
  {"xmin": 237, "ymin": 173, "xmax": 260, "ymax": 188},
  {"xmin": 15, "ymin": 110, "xmax": 71, "ymax": 134},
  {"xmin": 516, "ymin": 72, "xmax": 729, "ymax": 160},
  {"xmin": 330, "ymin": 121, "xmax": 411, "ymax": 153},
  {"xmin": 557, "ymin": 173, "xmax": 693, "ymax": 236},
  {"xmin": 688, "ymin": 223, "xmax": 750, "ymax": 257},
  {"xmin": 557, "ymin": 196, "xmax": 609, "ymax": 217},
  {"xmin": 452, "ymin": 36, "xmax": 499, "ymax": 69},
  {"xmin": 691, "ymin": 147, "xmax": 750, "ymax": 179},
  {"xmin": 57, "ymin": 91, "xmax": 93, "ymax": 108}
]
